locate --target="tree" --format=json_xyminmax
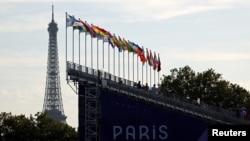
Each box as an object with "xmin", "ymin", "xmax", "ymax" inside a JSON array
[
  {"xmin": 0, "ymin": 112, "xmax": 77, "ymax": 141},
  {"xmin": 159, "ymin": 65, "xmax": 250, "ymax": 112}
]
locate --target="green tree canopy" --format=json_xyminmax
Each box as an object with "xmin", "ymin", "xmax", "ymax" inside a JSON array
[
  {"xmin": 159, "ymin": 65, "xmax": 250, "ymax": 113},
  {"xmin": 0, "ymin": 112, "xmax": 77, "ymax": 141}
]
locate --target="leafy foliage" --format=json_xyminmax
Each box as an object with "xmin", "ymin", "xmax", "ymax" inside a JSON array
[
  {"xmin": 159, "ymin": 65, "xmax": 250, "ymax": 112},
  {"xmin": 0, "ymin": 112, "xmax": 77, "ymax": 141}
]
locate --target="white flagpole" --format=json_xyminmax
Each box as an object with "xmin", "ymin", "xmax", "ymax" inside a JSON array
[
  {"xmin": 154, "ymin": 68, "xmax": 156, "ymax": 85},
  {"xmin": 72, "ymin": 28, "xmax": 74, "ymax": 63},
  {"xmin": 79, "ymin": 31, "xmax": 80, "ymax": 66},
  {"xmin": 158, "ymin": 70, "xmax": 160, "ymax": 85},
  {"xmin": 142, "ymin": 59, "xmax": 144, "ymax": 85},
  {"xmin": 137, "ymin": 55, "xmax": 139, "ymax": 82},
  {"xmin": 118, "ymin": 49, "xmax": 120, "ymax": 78},
  {"xmin": 150, "ymin": 63, "xmax": 152, "ymax": 87},
  {"xmin": 91, "ymin": 37, "xmax": 93, "ymax": 69},
  {"xmin": 85, "ymin": 33, "xmax": 87, "ymax": 67},
  {"xmin": 108, "ymin": 43, "xmax": 110, "ymax": 73},
  {"xmin": 103, "ymin": 40, "xmax": 104, "ymax": 70},
  {"xmin": 158, "ymin": 53, "xmax": 160, "ymax": 85},
  {"xmin": 113, "ymin": 47, "xmax": 115, "ymax": 76},
  {"xmin": 146, "ymin": 48, "xmax": 148, "ymax": 84},
  {"xmin": 146, "ymin": 60, "xmax": 148, "ymax": 85},
  {"xmin": 97, "ymin": 38, "xmax": 99, "ymax": 70},
  {"xmin": 141, "ymin": 47, "xmax": 144, "ymax": 85},
  {"xmin": 133, "ymin": 53, "xmax": 134, "ymax": 83},
  {"xmin": 128, "ymin": 51, "xmax": 129, "ymax": 81},
  {"xmin": 123, "ymin": 50, "xmax": 125, "ymax": 79},
  {"xmin": 65, "ymin": 12, "xmax": 68, "ymax": 81}
]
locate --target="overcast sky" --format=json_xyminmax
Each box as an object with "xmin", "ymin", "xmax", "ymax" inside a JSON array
[{"xmin": 1, "ymin": 0, "xmax": 250, "ymax": 128}]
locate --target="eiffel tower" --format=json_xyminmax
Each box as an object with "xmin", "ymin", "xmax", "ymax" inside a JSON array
[{"xmin": 42, "ymin": 5, "xmax": 67, "ymax": 123}]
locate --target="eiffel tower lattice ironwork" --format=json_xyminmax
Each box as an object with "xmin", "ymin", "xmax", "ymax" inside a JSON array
[{"xmin": 42, "ymin": 5, "xmax": 67, "ymax": 123}]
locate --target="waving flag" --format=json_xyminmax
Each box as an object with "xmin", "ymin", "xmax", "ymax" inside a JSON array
[
  {"xmin": 128, "ymin": 41, "xmax": 143, "ymax": 56},
  {"xmin": 133, "ymin": 43, "xmax": 142, "ymax": 55},
  {"xmin": 108, "ymin": 38, "xmax": 115, "ymax": 48},
  {"xmin": 146, "ymin": 48, "xmax": 152, "ymax": 66},
  {"xmin": 111, "ymin": 34, "xmax": 122, "ymax": 52},
  {"xmin": 140, "ymin": 47, "xmax": 147, "ymax": 64},
  {"xmin": 128, "ymin": 41, "xmax": 136, "ymax": 53},
  {"xmin": 123, "ymin": 39, "xmax": 133, "ymax": 53},
  {"xmin": 66, "ymin": 13, "xmax": 78, "ymax": 27},
  {"xmin": 153, "ymin": 52, "xmax": 158, "ymax": 70},
  {"xmin": 158, "ymin": 54, "xmax": 161, "ymax": 72},
  {"xmin": 73, "ymin": 21, "xmax": 86, "ymax": 32},
  {"xmin": 136, "ymin": 46, "xmax": 146, "ymax": 63},
  {"xmin": 149, "ymin": 50, "xmax": 154, "ymax": 67},
  {"xmin": 103, "ymin": 31, "xmax": 113, "ymax": 44},
  {"xmin": 79, "ymin": 20, "xmax": 96, "ymax": 37},
  {"xmin": 94, "ymin": 25, "xmax": 112, "ymax": 38},
  {"xmin": 118, "ymin": 36, "xmax": 126, "ymax": 51},
  {"xmin": 91, "ymin": 24, "xmax": 106, "ymax": 38}
]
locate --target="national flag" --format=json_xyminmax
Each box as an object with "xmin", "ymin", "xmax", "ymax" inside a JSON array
[
  {"xmin": 103, "ymin": 31, "xmax": 113, "ymax": 43},
  {"xmin": 140, "ymin": 47, "xmax": 147, "ymax": 64},
  {"xmin": 123, "ymin": 38, "xmax": 132, "ymax": 52},
  {"xmin": 111, "ymin": 34, "xmax": 122, "ymax": 52},
  {"xmin": 108, "ymin": 38, "xmax": 115, "ymax": 48},
  {"xmin": 146, "ymin": 48, "xmax": 152, "ymax": 66},
  {"xmin": 95, "ymin": 25, "xmax": 112, "ymax": 37},
  {"xmin": 128, "ymin": 41, "xmax": 142, "ymax": 56},
  {"xmin": 91, "ymin": 24, "xmax": 106, "ymax": 38},
  {"xmin": 127, "ymin": 40, "xmax": 136, "ymax": 53},
  {"xmin": 118, "ymin": 36, "xmax": 126, "ymax": 51},
  {"xmin": 136, "ymin": 46, "xmax": 146, "ymax": 63},
  {"xmin": 149, "ymin": 50, "xmax": 154, "ymax": 67},
  {"xmin": 153, "ymin": 52, "xmax": 158, "ymax": 70},
  {"xmin": 157, "ymin": 54, "xmax": 161, "ymax": 72},
  {"xmin": 66, "ymin": 13, "xmax": 78, "ymax": 27},
  {"xmin": 79, "ymin": 20, "xmax": 96, "ymax": 37},
  {"xmin": 73, "ymin": 21, "xmax": 86, "ymax": 32},
  {"xmin": 136, "ymin": 46, "xmax": 143, "ymax": 56}
]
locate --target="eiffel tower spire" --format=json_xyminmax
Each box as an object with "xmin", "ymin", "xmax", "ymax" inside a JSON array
[{"xmin": 42, "ymin": 5, "xmax": 67, "ymax": 123}]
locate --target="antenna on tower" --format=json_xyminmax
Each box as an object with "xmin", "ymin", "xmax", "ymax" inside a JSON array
[{"xmin": 52, "ymin": 4, "xmax": 54, "ymax": 22}]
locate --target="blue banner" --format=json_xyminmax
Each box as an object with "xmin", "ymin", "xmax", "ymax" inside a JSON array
[{"xmin": 100, "ymin": 90, "xmax": 208, "ymax": 141}]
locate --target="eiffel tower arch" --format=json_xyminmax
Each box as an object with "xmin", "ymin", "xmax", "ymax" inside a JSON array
[{"xmin": 42, "ymin": 5, "xmax": 67, "ymax": 124}]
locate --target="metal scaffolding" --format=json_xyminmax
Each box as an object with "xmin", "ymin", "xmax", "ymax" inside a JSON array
[{"xmin": 85, "ymin": 87, "xmax": 100, "ymax": 141}]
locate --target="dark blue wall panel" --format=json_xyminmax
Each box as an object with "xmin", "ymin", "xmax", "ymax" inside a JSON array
[{"xmin": 100, "ymin": 90, "xmax": 208, "ymax": 141}]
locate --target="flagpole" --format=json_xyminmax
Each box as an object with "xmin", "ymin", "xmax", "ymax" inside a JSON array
[
  {"xmin": 133, "ymin": 53, "xmax": 134, "ymax": 83},
  {"xmin": 154, "ymin": 52, "xmax": 156, "ymax": 85},
  {"xmin": 146, "ymin": 60, "xmax": 148, "ymax": 85},
  {"xmin": 137, "ymin": 55, "xmax": 139, "ymax": 82},
  {"xmin": 123, "ymin": 50, "xmax": 125, "ymax": 79},
  {"xmin": 108, "ymin": 43, "xmax": 110, "ymax": 74},
  {"xmin": 72, "ymin": 28, "xmax": 74, "ymax": 64},
  {"xmin": 158, "ymin": 71, "xmax": 160, "ymax": 85},
  {"xmin": 91, "ymin": 37, "xmax": 93, "ymax": 73},
  {"xmin": 154, "ymin": 69, "xmax": 156, "ymax": 86},
  {"xmin": 142, "ymin": 59, "xmax": 144, "ymax": 85},
  {"xmin": 65, "ymin": 12, "xmax": 68, "ymax": 82},
  {"xmin": 128, "ymin": 51, "xmax": 129, "ymax": 81},
  {"xmin": 97, "ymin": 38, "xmax": 99, "ymax": 70},
  {"xmin": 103, "ymin": 40, "xmax": 104, "ymax": 70},
  {"xmin": 79, "ymin": 31, "xmax": 80, "ymax": 67},
  {"xmin": 158, "ymin": 53, "xmax": 160, "ymax": 85},
  {"xmin": 141, "ymin": 47, "xmax": 144, "ymax": 85},
  {"xmin": 113, "ymin": 47, "xmax": 115, "ymax": 76},
  {"xmin": 118, "ymin": 49, "xmax": 120, "ymax": 79},
  {"xmin": 150, "ymin": 64, "xmax": 152, "ymax": 87},
  {"xmin": 85, "ymin": 33, "xmax": 87, "ymax": 67}
]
